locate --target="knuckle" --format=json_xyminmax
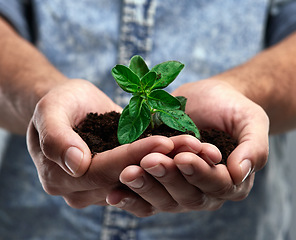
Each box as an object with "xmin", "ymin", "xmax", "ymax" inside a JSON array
[
  {"xmin": 39, "ymin": 130, "xmax": 56, "ymax": 160},
  {"xmin": 206, "ymin": 184, "xmax": 234, "ymax": 198},
  {"xmin": 34, "ymin": 98, "xmax": 46, "ymax": 116},
  {"xmin": 84, "ymin": 167, "xmax": 117, "ymax": 189},
  {"xmin": 41, "ymin": 181, "xmax": 61, "ymax": 196},
  {"xmin": 38, "ymin": 163, "xmax": 64, "ymax": 196}
]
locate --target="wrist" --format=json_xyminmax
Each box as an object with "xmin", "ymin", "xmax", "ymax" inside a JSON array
[
  {"xmin": 0, "ymin": 18, "xmax": 70, "ymax": 133},
  {"xmin": 213, "ymin": 33, "xmax": 296, "ymax": 133}
]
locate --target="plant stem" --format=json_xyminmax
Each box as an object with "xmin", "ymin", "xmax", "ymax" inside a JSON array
[{"xmin": 150, "ymin": 116, "xmax": 155, "ymax": 129}]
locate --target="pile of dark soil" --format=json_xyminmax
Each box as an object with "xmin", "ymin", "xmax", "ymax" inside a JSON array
[{"xmin": 74, "ymin": 111, "xmax": 237, "ymax": 165}]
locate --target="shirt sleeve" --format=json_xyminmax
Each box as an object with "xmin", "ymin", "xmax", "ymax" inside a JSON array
[
  {"xmin": 0, "ymin": 0, "xmax": 31, "ymax": 41},
  {"xmin": 265, "ymin": 1, "xmax": 296, "ymax": 47}
]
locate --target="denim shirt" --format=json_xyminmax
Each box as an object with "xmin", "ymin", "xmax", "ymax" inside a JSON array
[{"xmin": 0, "ymin": 0, "xmax": 295, "ymax": 239}]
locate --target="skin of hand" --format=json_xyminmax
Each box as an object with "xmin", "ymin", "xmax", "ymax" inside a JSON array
[
  {"xmin": 27, "ymin": 78, "xmax": 180, "ymax": 209},
  {"xmin": 27, "ymin": 79, "xmax": 122, "ymax": 176},
  {"xmin": 1, "ymin": 17, "xmax": 226, "ymax": 214},
  {"xmin": 106, "ymin": 33, "xmax": 296, "ymax": 217},
  {"xmin": 106, "ymin": 80, "xmax": 269, "ymax": 217}
]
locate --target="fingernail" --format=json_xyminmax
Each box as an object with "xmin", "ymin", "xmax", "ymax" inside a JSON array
[
  {"xmin": 177, "ymin": 164, "xmax": 194, "ymax": 176},
  {"xmin": 200, "ymin": 153, "xmax": 216, "ymax": 166},
  {"xmin": 64, "ymin": 147, "xmax": 83, "ymax": 175},
  {"xmin": 240, "ymin": 159, "xmax": 252, "ymax": 183},
  {"xmin": 106, "ymin": 197, "xmax": 129, "ymax": 208},
  {"xmin": 126, "ymin": 177, "xmax": 144, "ymax": 189},
  {"xmin": 145, "ymin": 164, "xmax": 166, "ymax": 178},
  {"xmin": 114, "ymin": 198, "xmax": 129, "ymax": 208}
]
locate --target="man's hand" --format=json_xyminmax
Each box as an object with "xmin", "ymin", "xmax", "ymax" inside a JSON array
[
  {"xmin": 27, "ymin": 79, "xmax": 177, "ymax": 208},
  {"xmin": 28, "ymin": 128, "xmax": 174, "ymax": 209},
  {"xmin": 27, "ymin": 79, "xmax": 122, "ymax": 176},
  {"xmin": 173, "ymin": 79, "xmax": 269, "ymax": 184},
  {"xmin": 106, "ymin": 79, "xmax": 269, "ymax": 217}
]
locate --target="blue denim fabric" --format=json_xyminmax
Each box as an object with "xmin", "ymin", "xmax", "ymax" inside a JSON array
[
  {"xmin": 0, "ymin": 0, "xmax": 293, "ymax": 239},
  {"xmin": 266, "ymin": 1, "xmax": 296, "ymax": 46},
  {"xmin": 0, "ymin": 0, "xmax": 32, "ymax": 40}
]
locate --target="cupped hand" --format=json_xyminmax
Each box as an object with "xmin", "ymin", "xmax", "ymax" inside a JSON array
[
  {"xmin": 106, "ymin": 79, "xmax": 269, "ymax": 217},
  {"xmin": 173, "ymin": 79, "xmax": 269, "ymax": 184},
  {"xmin": 106, "ymin": 135, "xmax": 223, "ymax": 217},
  {"xmin": 27, "ymin": 79, "xmax": 175, "ymax": 208},
  {"xmin": 28, "ymin": 122, "xmax": 174, "ymax": 208},
  {"xmin": 27, "ymin": 79, "xmax": 122, "ymax": 177}
]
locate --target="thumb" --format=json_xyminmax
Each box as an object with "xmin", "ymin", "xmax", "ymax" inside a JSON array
[
  {"xmin": 27, "ymin": 107, "xmax": 92, "ymax": 178},
  {"xmin": 227, "ymin": 118, "xmax": 269, "ymax": 185}
]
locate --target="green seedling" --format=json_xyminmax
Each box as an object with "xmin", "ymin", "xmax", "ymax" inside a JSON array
[{"xmin": 111, "ymin": 55, "xmax": 200, "ymax": 145}]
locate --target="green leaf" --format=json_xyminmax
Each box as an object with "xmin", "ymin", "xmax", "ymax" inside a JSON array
[
  {"xmin": 111, "ymin": 65, "xmax": 141, "ymax": 93},
  {"xmin": 175, "ymin": 96, "xmax": 187, "ymax": 111},
  {"xmin": 140, "ymin": 71, "xmax": 157, "ymax": 90},
  {"xmin": 151, "ymin": 61, "xmax": 185, "ymax": 90},
  {"xmin": 159, "ymin": 110, "xmax": 200, "ymax": 139},
  {"xmin": 117, "ymin": 104, "xmax": 151, "ymax": 144},
  {"xmin": 129, "ymin": 55, "xmax": 150, "ymax": 78},
  {"xmin": 148, "ymin": 89, "xmax": 181, "ymax": 110},
  {"xmin": 129, "ymin": 95, "xmax": 145, "ymax": 118}
]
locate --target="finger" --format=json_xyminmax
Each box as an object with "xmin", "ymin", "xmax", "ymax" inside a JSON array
[
  {"xmin": 169, "ymin": 135, "xmax": 222, "ymax": 165},
  {"xmin": 169, "ymin": 135, "xmax": 202, "ymax": 155},
  {"xmin": 119, "ymin": 165, "xmax": 181, "ymax": 213},
  {"xmin": 199, "ymin": 143, "xmax": 222, "ymax": 165},
  {"xmin": 28, "ymin": 135, "xmax": 174, "ymax": 196},
  {"xmin": 177, "ymin": 152, "xmax": 254, "ymax": 201},
  {"xmin": 87, "ymin": 136, "xmax": 174, "ymax": 184},
  {"xmin": 106, "ymin": 188, "xmax": 156, "ymax": 217},
  {"xmin": 63, "ymin": 189, "xmax": 108, "ymax": 209},
  {"xmin": 141, "ymin": 153, "xmax": 223, "ymax": 211},
  {"xmin": 227, "ymin": 112, "xmax": 269, "ymax": 185},
  {"xmin": 27, "ymin": 122, "xmax": 95, "ymax": 195},
  {"xmin": 174, "ymin": 152, "xmax": 236, "ymax": 199},
  {"xmin": 59, "ymin": 135, "xmax": 174, "ymax": 193},
  {"xmin": 31, "ymin": 98, "xmax": 92, "ymax": 177}
]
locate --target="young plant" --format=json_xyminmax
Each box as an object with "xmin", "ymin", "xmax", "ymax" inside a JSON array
[{"xmin": 111, "ymin": 55, "xmax": 200, "ymax": 145}]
